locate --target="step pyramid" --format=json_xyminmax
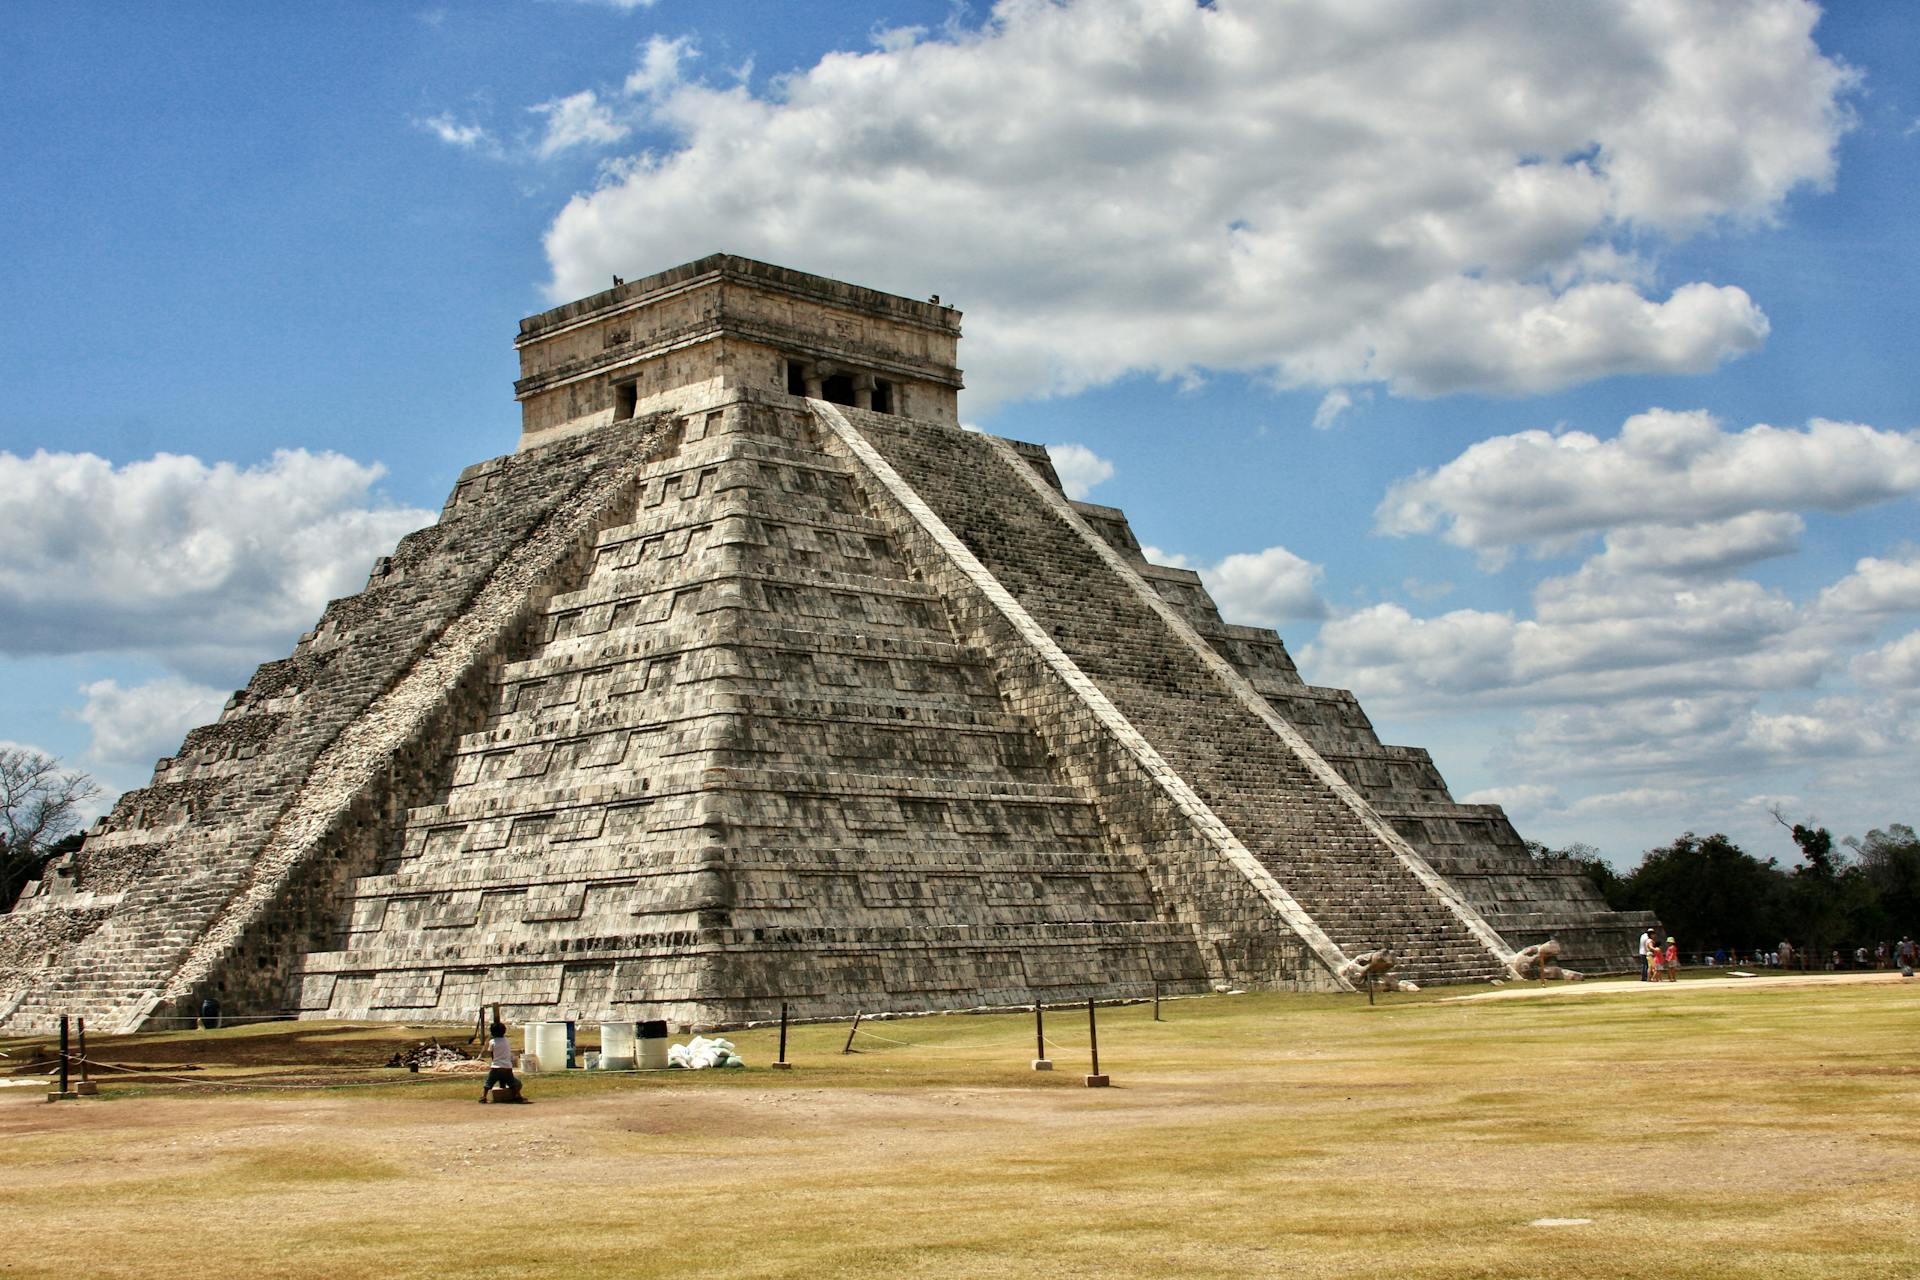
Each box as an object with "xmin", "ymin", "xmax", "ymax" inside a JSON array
[{"xmin": 0, "ymin": 255, "xmax": 1648, "ymax": 1032}]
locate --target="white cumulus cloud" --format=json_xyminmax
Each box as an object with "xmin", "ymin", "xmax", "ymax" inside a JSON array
[
  {"xmin": 77, "ymin": 678, "xmax": 230, "ymax": 771},
  {"xmin": 1311, "ymin": 389, "xmax": 1355, "ymax": 431},
  {"xmin": 416, "ymin": 112, "xmax": 495, "ymax": 152},
  {"xmin": 1586, "ymin": 513, "xmax": 1805, "ymax": 578},
  {"xmin": 1304, "ymin": 565, "xmax": 1841, "ymax": 710},
  {"xmin": 1200, "ymin": 545, "xmax": 1328, "ymax": 626},
  {"xmin": 1459, "ymin": 783, "xmax": 1562, "ymax": 814},
  {"xmin": 1296, "ymin": 401, "xmax": 1920, "ymax": 852},
  {"xmin": 625, "ymin": 34, "xmax": 695, "ymax": 98},
  {"xmin": 1852, "ymin": 630, "xmax": 1920, "ymax": 692},
  {"xmin": 0, "ymin": 449, "xmax": 434, "ymax": 679},
  {"xmin": 1377, "ymin": 411, "xmax": 1920, "ymax": 557},
  {"xmin": 531, "ymin": 90, "xmax": 629, "ymax": 158},
  {"xmin": 1049, "ymin": 443, "xmax": 1115, "ymax": 499},
  {"xmin": 1140, "ymin": 542, "xmax": 1327, "ymax": 626},
  {"xmin": 538, "ymin": 0, "xmax": 1854, "ymax": 410},
  {"xmin": 1816, "ymin": 552, "xmax": 1920, "ymax": 616},
  {"xmin": 1566, "ymin": 787, "xmax": 1695, "ymax": 818}
]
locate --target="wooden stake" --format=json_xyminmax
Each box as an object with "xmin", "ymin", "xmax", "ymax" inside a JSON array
[
  {"xmin": 1032, "ymin": 1001, "xmax": 1051, "ymax": 1071},
  {"xmin": 1085, "ymin": 998, "xmax": 1108, "ymax": 1087},
  {"xmin": 75, "ymin": 1018, "xmax": 97, "ymax": 1096},
  {"xmin": 1153, "ymin": 981, "xmax": 1162, "ymax": 1021},
  {"xmin": 48, "ymin": 1015, "xmax": 77, "ymax": 1102},
  {"xmin": 842, "ymin": 1011, "xmax": 862, "ymax": 1054},
  {"xmin": 771, "ymin": 1002, "xmax": 792, "ymax": 1070}
]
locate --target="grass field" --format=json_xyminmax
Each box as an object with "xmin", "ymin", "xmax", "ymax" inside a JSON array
[{"xmin": 3, "ymin": 973, "xmax": 1916, "ymax": 1279}]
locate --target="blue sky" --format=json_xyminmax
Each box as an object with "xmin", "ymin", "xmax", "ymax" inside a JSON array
[{"xmin": 4, "ymin": 1, "xmax": 1916, "ymax": 867}]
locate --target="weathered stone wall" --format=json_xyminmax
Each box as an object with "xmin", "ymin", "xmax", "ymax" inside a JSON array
[{"xmin": 515, "ymin": 255, "xmax": 965, "ymax": 443}]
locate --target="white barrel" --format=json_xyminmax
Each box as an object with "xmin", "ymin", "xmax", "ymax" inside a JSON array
[
  {"xmin": 599, "ymin": 1021, "xmax": 638, "ymax": 1070},
  {"xmin": 638, "ymin": 1018, "xmax": 670, "ymax": 1070},
  {"xmin": 524, "ymin": 1021, "xmax": 570, "ymax": 1072}
]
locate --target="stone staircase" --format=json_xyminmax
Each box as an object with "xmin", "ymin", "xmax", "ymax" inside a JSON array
[
  {"xmin": 288, "ymin": 400, "xmax": 1218, "ymax": 1026},
  {"xmin": 841, "ymin": 408, "xmax": 1511, "ymax": 985}
]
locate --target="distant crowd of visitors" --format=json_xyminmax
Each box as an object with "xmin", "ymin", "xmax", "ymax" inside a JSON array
[{"xmin": 1636, "ymin": 930, "xmax": 1917, "ymax": 980}]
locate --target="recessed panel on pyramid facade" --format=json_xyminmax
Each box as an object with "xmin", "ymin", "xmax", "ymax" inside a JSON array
[{"xmin": 0, "ymin": 254, "xmax": 1649, "ymax": 1033}]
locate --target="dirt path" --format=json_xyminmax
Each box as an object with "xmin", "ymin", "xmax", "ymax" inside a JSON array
[{"xmin": 1444, "ymin": 969, "xmax": 1913, "ymax": 1001}]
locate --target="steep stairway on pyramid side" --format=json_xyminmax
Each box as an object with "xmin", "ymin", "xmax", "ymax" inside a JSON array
[
  {"xmin": 836, "ymin": 409, "xmax": 1513, "ymax": 986},
  {"xmin": 291, "ymin": 399, "xmax": 1221, "ymax": 1026},
  {"xmin": 1071, "ymin": 502, "xmax": 1647, "ymax": 974}
]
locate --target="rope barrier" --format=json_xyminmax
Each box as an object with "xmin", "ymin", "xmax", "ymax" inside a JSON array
[
  {"xmin": 843, "ymin": 1026, "xmax": 1103, "ymax": 1053},
  {"xmin": 54, "ymin": 1053, "xmax": 747, "ymax": 1093},
  {"xmin": 846, "ymin": 1027, "xmax": 1038, "ymax": 1051},
  {"xmin": 22, "ymin": 991, "xmax": 1174, "ymax": 1085},
  {"xmin": 73, "ymin": 1057, "xmax": 475, "ymax": 1092}
]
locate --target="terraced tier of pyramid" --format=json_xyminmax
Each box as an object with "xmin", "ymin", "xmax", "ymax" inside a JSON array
[{"xmin": 0, "ymin": 256, "xmax": 1648, "ymax": 1033}]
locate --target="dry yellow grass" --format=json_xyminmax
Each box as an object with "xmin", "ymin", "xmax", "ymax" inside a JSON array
[{"xmin": 3, "ymin": 975, "xmax": 1916, "ymax": 1279}]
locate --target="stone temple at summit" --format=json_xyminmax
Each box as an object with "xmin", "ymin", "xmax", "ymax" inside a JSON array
[{"xmin": 0, "ymin": 255, "xmax": 1648, "ymax": 1033}]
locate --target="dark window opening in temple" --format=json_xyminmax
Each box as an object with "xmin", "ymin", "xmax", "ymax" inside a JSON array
[
  {"xmin": 872, "ymin": 379, "xmax": 895, "ymax": 415},
  {"xmin": 785, "ymin": 360, "xmax": 807, "ymax": 395},
  {"xmin": 821, "ymin": 373, "xmax": 856, "ymax": 405},
  {"xmin": 613, "ymin": 379, "xmax": 638, "ymax": 421}
]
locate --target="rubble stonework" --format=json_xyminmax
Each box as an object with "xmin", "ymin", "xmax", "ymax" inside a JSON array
[{"xmin": 0, "ymin": 255, "xmax": 1648, "ymax": 1032}]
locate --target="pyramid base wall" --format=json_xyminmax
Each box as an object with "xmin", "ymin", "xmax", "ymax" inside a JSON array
[{"xmin": 285, "ymin": 922, "xmax": 1254, "ymax": 1031}]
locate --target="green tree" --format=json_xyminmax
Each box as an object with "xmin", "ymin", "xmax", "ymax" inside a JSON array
[
  {"xmin": 1846, "ymin": 824, "xmax": 1920, "ymax": 940},
  {"xmin": 1, "ymin": 747, "xmax": 99, "ymax": 910},
  {"xmin": 1618, "ymin": 832, "xmax": 1788, "ymax": 954},
  {"xmin": 1773, "ymin": 809, "xmax": 1853, "ymax": 963},
  {"xmin": 1525, "ymin": 839, "xmax": 1626, "ymax": 907}
]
